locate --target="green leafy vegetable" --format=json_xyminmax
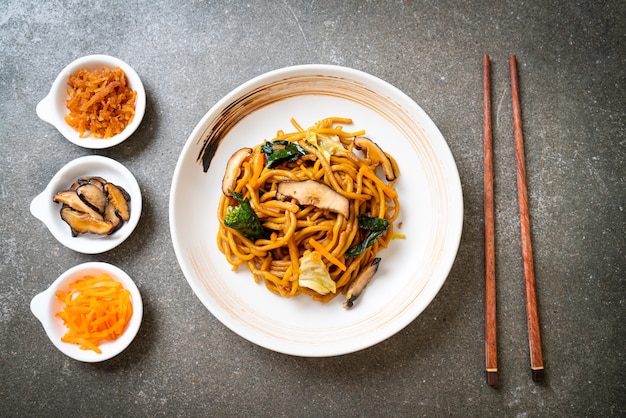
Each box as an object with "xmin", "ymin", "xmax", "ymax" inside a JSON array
[
  {"xmin": 224, "ymin": 191, "xmax": 269, "ymax": 241},
  {"xmin": 261, "ymin": 140, "xmax": 308, "ymax": 168},
  {"xmin": 345, "ymin": 214, "xmax": 390, "ymax": 258}
]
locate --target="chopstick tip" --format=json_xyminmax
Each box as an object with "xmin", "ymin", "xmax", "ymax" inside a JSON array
[
  {"xmin": 532, "ymin": 368, "xmax": 545, "ymax": 383},
  {"xmin": 486, "ymin": 371, "xmax": 498, "ymax": 386},
  {"xmin": 487, "ymin": 371, "xmax": 498, "ymax": 386}
]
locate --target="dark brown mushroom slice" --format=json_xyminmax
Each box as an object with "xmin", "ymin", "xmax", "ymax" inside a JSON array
[
  {"xmin": 75, "ymin": 183, "xmax": 107, "ymax": 214},
  {"xmin": 69, "ymin": 180, "xmax": 81, "ymax": 191},
  {"xmin": 104, "ymin": 200, "xmax": 124, "ymax": 234},
  {"xmin": 70, "ymin": 176, "xmax": 107, "ymax": 191},
  {"xmin": 84, "ymin": 176, "xmax": 107, "ymax": 191},
  {"xmin": 117, "ymin": 184, "xmax": 131, "ymax": 202},
  {"xmin": 104, "ymin": 183, "xmax": 130, "ymax": 221},
  {"xmin": 53, "ymin": 190, "xmax": 104, "ymax": 221},
  {"xmin": 60, "ymin": 207, "xmax": 113, "ymax": 236},
  {"xmin": 222, "ymin": 147, "xmax": 252, "ymax": 196},
  {"xmin": 343, "ymin": 257, "xmax": 381, "ymax": 309},
  {"xmin": 353, "ymin": 136, "xmax": 397, "ymax": 181},
  {"xmin": 276, "ymin": 180, "xmax": 350, "ymax": 218}
]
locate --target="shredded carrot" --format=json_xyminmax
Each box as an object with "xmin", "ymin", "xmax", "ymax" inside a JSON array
[
  {"xmin": 55, "ymin": 274, "xmax": 133, "ymax": 354},
  {"xmin": 308, "ymin": 237, "xmax": 347, "ymax": 272},
  {"xmin": 64, "ymin": 66, "xmax": 137, "ymax": 139}
]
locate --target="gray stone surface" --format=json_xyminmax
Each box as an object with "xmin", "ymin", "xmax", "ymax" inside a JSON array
[{"xmin": 1, "ymin": 0, "xmax": 624, "ymax": 416}]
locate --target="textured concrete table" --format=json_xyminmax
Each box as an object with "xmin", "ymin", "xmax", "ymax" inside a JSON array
[{"xmin": 1, "ymin": 1, "xmax": 623, "ymax": 416}]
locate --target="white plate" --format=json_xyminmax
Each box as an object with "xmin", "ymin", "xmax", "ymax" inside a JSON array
[
  {"xmin": 30, "ymin": 262, "xmax": 143, "ymax": 362},
  {"xmin": 170, "ymin": 65, "xmax": 463, "ymax": 357},
  {"xmin": 30, "ymin": 155, "xmax": 142, "ymax": 254}
]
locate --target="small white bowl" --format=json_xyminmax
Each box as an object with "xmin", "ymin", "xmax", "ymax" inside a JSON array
[
  {"xmin": 30, "ymin": 262, "xmax": 143, "ymax": 362},
  {"xmin": 30, "ymin": 155, "xmax": 142, "ymax": 254},
  {"xmin": 36, "ymin": 54, "xmax": 146, "ymax": 149}
]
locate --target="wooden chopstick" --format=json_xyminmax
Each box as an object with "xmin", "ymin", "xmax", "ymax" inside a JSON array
[
  {"xmin": 483, "ymin": 55, "xmax": 498, "ymax": 386},
  {"xmin": 509, "ymin": 55, "xmax": 545, "ymax": 383}
]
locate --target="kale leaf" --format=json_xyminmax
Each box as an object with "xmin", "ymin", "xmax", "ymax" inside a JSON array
[
  {"xmin": 261, "ymin": 140, "xmax": 308, "ymax": 168},
  {"xmin": 345, "ymin": 214, "xmax": 391, "ymax": 258}
]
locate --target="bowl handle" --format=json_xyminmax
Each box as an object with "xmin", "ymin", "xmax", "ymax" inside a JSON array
[
  {"xmin": 36, "ymin": 93, "xmax": 57, "ymax": 125},
  {"xmin": 30, "ymin": 290, "xmax": 51, "ymax": 325},
  {"xmin": 30, "ymin": 191, "xmax": 49, "ymax": 223}
]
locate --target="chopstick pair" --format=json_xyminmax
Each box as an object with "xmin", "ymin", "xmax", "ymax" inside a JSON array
[{"xmin": 482, "ymin": 55, "xmax": 545, "ymax": 386}]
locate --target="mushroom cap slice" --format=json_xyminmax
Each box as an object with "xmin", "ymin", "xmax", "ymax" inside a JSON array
[
  {"xmin": 104, "ymin": 183, "xmax": 131, "ymax": 221},
  {"xmin": 60, "ymin": 207, "xmax": 113, "ymax": 236},
  {"xmin": 75, "ymin": 183, "xmax": 107, "ymax": 214},
  {"xmin": 104, "ymin": 200, "xmax": 124, "ymax": 234},
  {"xmin": 70, "ymin": 176, "xmax": 107, "ymax": 191},
  {"xmin": 276, "ymin": 180, "xmax": 349, "ymax": 218},
  {"xmin": 343, "ymin": 257, "xmax": 381, "ymax": 309},
  {"xmin": 353, "ymin": 136, "xmax": 397, "ymax": 181},
  {"xmin": 53, "ymin": 190, "xmax": 104, "ymax": 221},
  {"xmin": 222, "ymin": 147, "xmax": 252, "ymax": 196}
]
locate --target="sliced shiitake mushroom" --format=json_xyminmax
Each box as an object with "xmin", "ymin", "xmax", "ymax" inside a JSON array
[
  {"xmin": 70, "ymin": 176, "xmax": 107, "ymax": 192},
  {"xmin": 53, "ymin": 190, "xmax": 104, "ymax": 221},
  {"xmin": 60, "ymin": 207, "xmax": 114, "ymax": 236},
  {"xmin": 353, "ymin": 136, "xmax": 397, "ymax": 181},
  {"xmin": 104, "ymin": 200, "xmax": 123, "ymax": 234},
  {"xmin": 54, "ymin": 176, "xmax": 132, "ymax": 237},
  {"xmin": 76, "ymin": 183, "xmax": 107, "ymax": 214},
  {"xmin": 276, "ymin": 180, "xmax": 349, "ymax": 218},
  {"xmin": 104, "ymin": 183, "xmax": 130, "ymax": 221},
  {"xmin": 343, "ymin": 257, "xmax": 381, "ymax": 309},
  {"xmin": 222, "ymin": 147, "xmax": 252, "ymax": 196}
]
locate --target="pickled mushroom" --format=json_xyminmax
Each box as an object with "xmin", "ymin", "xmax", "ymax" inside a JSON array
[{"xmin": 53, "ymin": 176, "xmax": 131, "ymax": 237}]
